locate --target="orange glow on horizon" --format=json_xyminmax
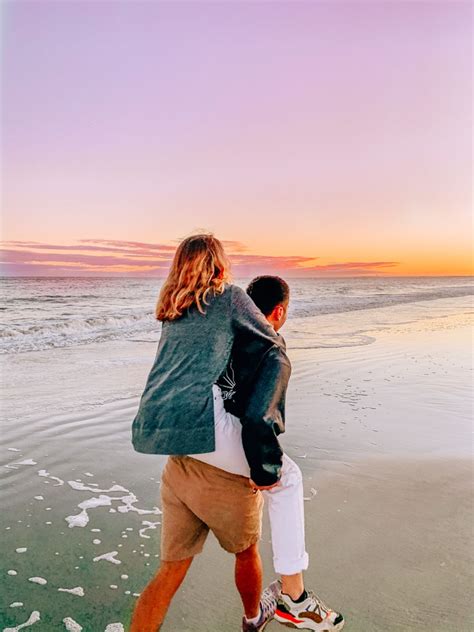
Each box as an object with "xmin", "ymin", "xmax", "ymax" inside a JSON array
[{"xmin": 1, "ymin": 239, "xmax": 472, "ymax": 277}]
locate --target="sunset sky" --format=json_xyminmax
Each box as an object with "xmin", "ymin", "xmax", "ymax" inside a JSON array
[{"xmin": 2, "ymin": 1, "xmax": 472, "ymax": 277}]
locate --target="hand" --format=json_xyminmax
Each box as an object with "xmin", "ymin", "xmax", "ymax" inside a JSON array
[{"xmin": 249, "ymin": 478, "xmax": 280, "ymax": 492}]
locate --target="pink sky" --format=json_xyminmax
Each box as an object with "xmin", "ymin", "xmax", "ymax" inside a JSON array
[{"xmin": 2, "ymin": 1, "xmax": 472, "ymax": 276}]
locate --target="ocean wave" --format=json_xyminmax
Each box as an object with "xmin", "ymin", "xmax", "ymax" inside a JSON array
[
  {"xmin": 0, "ymin": 311, "xmax": 159, "ymax": 354},
  {"xmin": 1, "ymin": 278, "xmax": 472, "ymax": 354}
]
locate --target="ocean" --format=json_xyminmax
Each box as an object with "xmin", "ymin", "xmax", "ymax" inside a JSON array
[{"xmin": 1, "ymin": 276, "xmax": 472, "ymax": 354}]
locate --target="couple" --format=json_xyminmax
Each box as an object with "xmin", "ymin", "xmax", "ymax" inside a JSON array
[{"xmin": 130, "ymin": 234, "xmax": 344, "ymax": 631}]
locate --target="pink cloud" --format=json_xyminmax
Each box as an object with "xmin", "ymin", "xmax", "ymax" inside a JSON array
[
  {"xmin": 304, "ymin": 261, "xmax": 399, "ymax": 271},
  {"xmin": 2, "ymin": 240, "xmax": 173, "ymax": 258},
  {"xmin": 80, "ymin": 239, "xmax": 176, "ymax": 252},
  {"xmin": 0, "ymin": 248, "xmax": 171, "ymax": 266},
  {"xmin": 0, "ymin": 240, "xmax": 400, "ymax": 277}
]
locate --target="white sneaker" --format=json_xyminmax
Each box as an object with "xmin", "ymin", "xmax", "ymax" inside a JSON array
[
  {"xmin": 274, "ymin": 588, "xmax": 345, "ymax": 631},
  {"xmin": 242, "ymin": 581, "xmax": 280, "ymax": 631}
]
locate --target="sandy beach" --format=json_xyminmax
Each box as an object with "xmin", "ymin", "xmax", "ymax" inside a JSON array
[
  {"xmin": 2, "ymin": 290, "xmax": 473, "ymax": 631},
  {"xmin": 163, "ymin": 315, "xmax": 473, "ymax": 632}
]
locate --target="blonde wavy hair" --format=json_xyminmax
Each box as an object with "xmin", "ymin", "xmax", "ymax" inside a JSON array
[{"xmin": 156, "ymin": 234, "xmax": 232, "ymax": 321}]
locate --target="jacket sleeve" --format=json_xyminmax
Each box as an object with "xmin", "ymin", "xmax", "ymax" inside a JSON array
[{"xmin": 240, "ymin": 347, "xmax": 291, "ymax": 486}]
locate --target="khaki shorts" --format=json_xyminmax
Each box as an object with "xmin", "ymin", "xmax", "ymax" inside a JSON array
[{"xmin": 160, "ymin": 456, "xmax": 263, "ymax": 560}]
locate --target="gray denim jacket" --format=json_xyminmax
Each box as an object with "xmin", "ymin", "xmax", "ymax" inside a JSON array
[{"xmin": 132, "ymin": 284, "xmax": 281, "ymax": 456}]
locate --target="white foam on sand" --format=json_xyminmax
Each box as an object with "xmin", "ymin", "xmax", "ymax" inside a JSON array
[
  {"xmin": 63, "ymin": 618, "xmax": 83, "ymax": 632},
  {"xmin": 303, "ymin": 488, "xmax": 318, "ymax": 501},
  {"xmin": 3, "ymin": 610, "xmax": 40, "ymax": 631},
  {"xmin": 65, "ymin": 484, "xmax": 160, "ymax": 529},
  {"xmin": 38, "ymin": 470, "xmax": 64, "ymax": 486},
  {"xmin": 66, "ymin": 495, "xmax": 113, "ymax": 528},
  {"xmin": 93, "ymin": 551, "xmax": 121, "ymax": 565},
  {"xmin": 139, "ymin": 520, "xmax": 161, "ymax": 539},
  {"xmin": 28, "ymin": 577, "xmax": 47, "ymax": 585},
  {"xmin": 104, "ymin": 625, "xmax": 124, "ymax": 632},
  {"xmin": 58, "ymin": 587, "xmax": 85, "ymax": 597},
  {"xmin": 68, "ymin": 481, "xmax": 128, "ymax": 494},
  {"xmin": 116, "ymin": 493, "xmax": 161, "ymax": 516},
  {"xmin": 6, "ymin": 459, "xmax": 36, "ymax": 469}
]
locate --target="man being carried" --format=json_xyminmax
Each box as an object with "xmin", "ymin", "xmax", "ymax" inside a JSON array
[{"xmin": 195, "ymin": 276, "xmax": 345, "ymax": 631}]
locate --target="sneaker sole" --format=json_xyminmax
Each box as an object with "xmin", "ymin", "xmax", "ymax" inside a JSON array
[
  {"xmin": 273, "ymin": 614, "xmax": 345, "ymax": 632},
  {"xmin": 242, "ymin": 618, "xmax": 273, "ymax": 632}
]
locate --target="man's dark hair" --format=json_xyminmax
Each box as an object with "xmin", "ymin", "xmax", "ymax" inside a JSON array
[{"xmin": 246, "ymin": 276, "xmax": 290, "ymax": 316}]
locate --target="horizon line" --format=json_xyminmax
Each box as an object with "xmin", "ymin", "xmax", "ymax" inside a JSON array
[{"xmin": 1, "ymin": 274, "xmax": 473, "ymax": 280}]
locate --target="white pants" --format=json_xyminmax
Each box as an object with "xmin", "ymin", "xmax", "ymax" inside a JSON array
[{"xmin": 193, "ymin": 385, "xmax": 309, "ymax": 575}]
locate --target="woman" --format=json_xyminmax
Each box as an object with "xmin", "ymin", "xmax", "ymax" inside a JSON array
[
  {"xmin": 131, "ymin": 234, "xmax": 282, "ymax": 632},
  {"xmin": 132, "ymin": 233, "xmax": 280, "ymax": 458}
]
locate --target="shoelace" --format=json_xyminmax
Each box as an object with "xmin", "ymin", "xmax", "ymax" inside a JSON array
[
  {"xmin": 260, "ymin": 585, "xmax": 278, "ymax": 620},
  {"xmin": 305, "ymin": 591, "xmax": 332, "ymax": 618}
]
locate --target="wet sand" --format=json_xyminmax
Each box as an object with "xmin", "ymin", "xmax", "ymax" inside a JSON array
[
  {"xmin": 165, "ymin": 458, "xmax": 472, "ymax": 632},
  {"xmin": 2, "ymin": 304, "xmax": 473, "ymax": 631},
  {"xmin": 162, "ymin": 319, "xmax": 473, "ymax": 632}
]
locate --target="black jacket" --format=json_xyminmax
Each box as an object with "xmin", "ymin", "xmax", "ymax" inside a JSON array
[{"xmin": 217, "ymin": 334, "xmax": 291, "ymax": 486}]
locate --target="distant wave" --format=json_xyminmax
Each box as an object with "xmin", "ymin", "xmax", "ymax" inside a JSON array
[
  {"xmin": 288, "ymin": 334, "xmax": 376, "ymax": 350},
  {"xmin": 1, "ymin": 281, "xmax": 472, "ymax": 354},
  {"xmin": 291, "ymin": 286, "xmax": 473, "ymax": 318}
]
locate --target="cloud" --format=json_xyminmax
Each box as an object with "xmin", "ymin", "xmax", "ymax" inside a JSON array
[
  {"xmin": 221, "ymin": 241, "xmax": 248, "ymax": 253},
  {"xmin": 0, "ymin": 239, "xmax": 399, "ymax": 277},
  {"xmin": 80, "ymin": 239, "xmax": 176, "ymax": 252},
  {"xmin": 303, "ymin": 261, "xmax": 399, "ymax": 271},
  {"xmin": 172, "ymin": 233, "xmax": 248, "ymax": 253}
]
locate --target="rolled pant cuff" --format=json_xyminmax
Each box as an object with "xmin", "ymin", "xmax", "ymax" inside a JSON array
[{"xmin": 273, "ymin": 552, "xmax": 309, "ymax": 576}]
